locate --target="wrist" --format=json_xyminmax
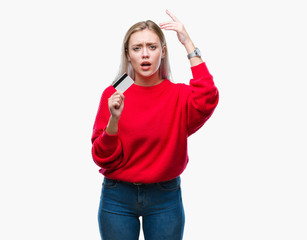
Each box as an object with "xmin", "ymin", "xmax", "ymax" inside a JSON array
[
  {"xmin": 187, "ymin": 46, "xmax": 203, "ymax": 67},
  {"xmin": 184, "ymin": 40, "xmax": 195, "ymax": 54},
  {"xmin": 110, "ymin": 115, "xmax": 120, "ymax": 122},
  {"xmin": 106, "ymin": 116, "xmax": 119, "ymax": 135}
]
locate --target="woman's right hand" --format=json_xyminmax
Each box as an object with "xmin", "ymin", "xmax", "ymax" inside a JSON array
[
  {"xmin": 108, "ymin": 90, "xmax": 125, "ymax": 119},
  {"xmin": 106, "ymin": 90, "xmax": 125, "ymax": 135}
]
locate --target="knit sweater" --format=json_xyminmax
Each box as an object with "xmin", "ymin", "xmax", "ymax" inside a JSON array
[{"xmin": 91, "ymin": 62, "xmax": 219, "ymax": 184}]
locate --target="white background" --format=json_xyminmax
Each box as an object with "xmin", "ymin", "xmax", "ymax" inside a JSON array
[{"xmin": 1, "ymin": 0, "xmax": 306, "ymax": 239}]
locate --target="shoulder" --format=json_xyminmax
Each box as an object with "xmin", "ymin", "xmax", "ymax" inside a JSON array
[
  {"xmin": 165, "ymin": 79, "xmax": 188, "ymax": 89},
  {"xmin": 162, "ymin": 80, "xmax": 191, "ymax": 101},
  {"xmin": 101, "ymin": 85, "xmax": 116, "ymax": 99},
  {"xmin": 168, "ymin": 80, "xmax": 190, "ymax": 93}
]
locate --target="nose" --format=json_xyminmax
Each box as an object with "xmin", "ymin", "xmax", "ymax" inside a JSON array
[{"xmin": 142, "ymin": 47, "xmax": 149, "ymax": 59}]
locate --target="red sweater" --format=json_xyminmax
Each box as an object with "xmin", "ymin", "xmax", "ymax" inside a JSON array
[{"xmin": 91, "ymin": 62, "xmax": 219, "ymax": 184}]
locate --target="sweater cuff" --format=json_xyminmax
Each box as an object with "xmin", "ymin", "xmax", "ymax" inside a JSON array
[
  {"xmin": 100, "ymin": 131, "xmax": 119, "ymax": 146},
  {"xmin": 191, "ymin": 62, "xmax": 211, "ymax": 79}
]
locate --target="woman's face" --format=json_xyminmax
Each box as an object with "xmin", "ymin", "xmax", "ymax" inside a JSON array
[{"xmin": 127, "ymin": 29, "xmax": 165, "ymax": 81}]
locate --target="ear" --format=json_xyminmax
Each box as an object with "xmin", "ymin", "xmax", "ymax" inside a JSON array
[
  {"xmin": 161, "ymin": 46, "xmax": 166, "ymax": 59},
  {"xmin": 125, "ymin": 48, "xmax": 131, "ymax": 61}
]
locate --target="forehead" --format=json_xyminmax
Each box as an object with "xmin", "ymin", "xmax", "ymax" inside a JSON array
[{"xmin": 129, "ymin": 29, "xmax": 160, "ymax": 45}]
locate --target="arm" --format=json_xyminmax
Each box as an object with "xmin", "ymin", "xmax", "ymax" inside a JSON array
[
  {"xmin": 160, "ymin": 10, "xmax": 219, "ymax": 135},
  {"xmin": 91, "ymin": 88, "xmax": 125, "ymax": 169},
  {"xmin": 186, "ymin": 63, "xmax": 219, "ymax": 135}
]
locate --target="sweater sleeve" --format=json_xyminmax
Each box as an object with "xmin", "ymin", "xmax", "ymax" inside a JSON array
[
  {"xmin": 186, "ymin": 62, "xmax": 219, "ymax": 136},
  {"xmin": 91, "ymin": 87, "xmax": 123, "ymax": 170}
]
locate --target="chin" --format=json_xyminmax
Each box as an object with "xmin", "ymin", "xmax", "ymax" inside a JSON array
[
  {"xmin": 138, "ymin": 69, "xmax": 159, "ymax": 78},
  {"xmin": 141, "ymin": 72, "xmax": 155, "ymax": 78}
]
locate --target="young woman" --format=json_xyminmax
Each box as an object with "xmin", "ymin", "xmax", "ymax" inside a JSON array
[{"xmin": 91, "ymin": 10, "xmax": 219, "ymax": 240}]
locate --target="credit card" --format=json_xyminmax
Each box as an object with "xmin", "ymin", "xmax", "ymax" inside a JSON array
[{"xmin": 112, "ymin": 73, "xmax": 134, "ymax": 93}]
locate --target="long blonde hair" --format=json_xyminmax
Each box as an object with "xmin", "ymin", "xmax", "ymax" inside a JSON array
[{"xmin": 115, "ymin": 20, "xmax": 171, "ymax": 82}]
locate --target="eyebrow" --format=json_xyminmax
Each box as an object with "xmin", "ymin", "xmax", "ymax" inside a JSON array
[{"xmin": 131, "ymin": 42, "xmax": 159, "ymax": 47}]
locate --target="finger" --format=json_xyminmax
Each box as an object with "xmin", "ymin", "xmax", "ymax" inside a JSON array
[
  {"xmin": 109, "ymin": 97, "xmax": 121, "ymax": 108},
  {"xmin": 161, "ymin": 26, "xmax": 176, "ymax": 31},
  {"xmin": 114, "ymin": 103, "xmax": 120, "ymax": 109},
  {"xmin": 159, "ymin": 23, "xmax": 175, "ymax": 30},
  {"xmin": 165, "ymin": 9, "xmax": 179, "ymax": 22},
  {"xmin": 161, "ymin": 25, "xmax": 178, "ymax": 32},
  {"xmin": 112, "ymin": 99, "xmax": 122, "ymax": 109},
  {"xmin": 111, "ymin": 97, "xmax": 121, "ymax": 104},
  {"xmin": 110, "ymin": 93, "xmax": 124, "ymax": 104},
  {"xmin": 109, "ymin": 94, "xmax": 120, "ymax": 101},
  {"xmin": 159, "ymin": 22, "xmax": 177, "ymax": 30},
  {"xmin": 160, "ymin": 22, "xmax": 176, "ymax": 27},
  {"xmin": 159, "ymin": 21, "xmax": 173, "ymax": 26},
  {"xmin": 117, "ymin": 90, "xmax": 125, "ymax": 100},
  {"xmin": 110, "ymin": 92, "xmax": 118, "ymax": 100}
]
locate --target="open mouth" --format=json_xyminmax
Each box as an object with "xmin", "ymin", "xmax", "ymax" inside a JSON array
[{"xmin": 141, "ymin": 62, "xmax": 151, "ymax": 67}]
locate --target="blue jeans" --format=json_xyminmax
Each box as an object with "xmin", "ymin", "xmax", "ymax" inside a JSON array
[{"xmin": 98, "ymin": 176, "xmax": 185, "ymax": 240}]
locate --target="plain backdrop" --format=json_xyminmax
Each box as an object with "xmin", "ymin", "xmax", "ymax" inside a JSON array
[{"xmin": 1, "ymin": 0, "xmax": 306, "ymax": 239}]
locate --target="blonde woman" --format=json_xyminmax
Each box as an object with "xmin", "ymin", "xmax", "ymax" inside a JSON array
[{"xmin": 91, "ymin": 10, "xmax": 219, "ymax": 240}]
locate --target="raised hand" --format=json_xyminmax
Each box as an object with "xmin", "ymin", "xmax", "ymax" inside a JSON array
[
  {"xmin": 159, "ymin": 9, "xmax": 192, "ymax": 46},
  {"xmin": 159, "ymin": 10, "xmax": 202, "ymax": 66}
]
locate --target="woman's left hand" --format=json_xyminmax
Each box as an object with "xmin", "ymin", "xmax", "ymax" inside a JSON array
[
  {"xmin": 159, "ymin": 10, "xmax": 192, "ymax": 46},
  {"xmin": 160, "ymin": 9, "xmax": 202, "ymax": 66}
]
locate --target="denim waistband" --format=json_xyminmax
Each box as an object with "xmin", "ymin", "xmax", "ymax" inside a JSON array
[{"xmin": 105, "ymin": 176, "xmax": 180, "ymax": 186}]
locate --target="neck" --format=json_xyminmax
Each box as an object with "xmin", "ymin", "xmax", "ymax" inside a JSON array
[{"xmin": 134, "ymin": 72, "xmax": 163, "ymax": 87}]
